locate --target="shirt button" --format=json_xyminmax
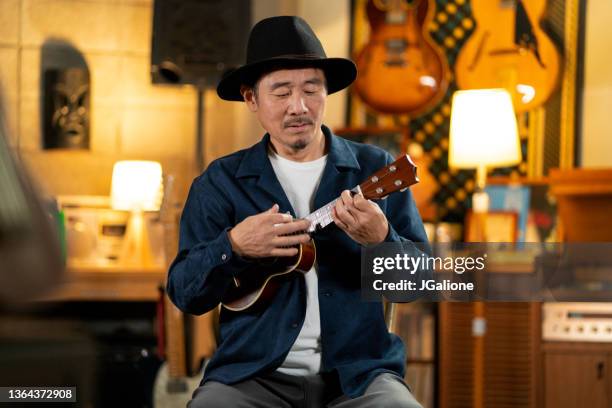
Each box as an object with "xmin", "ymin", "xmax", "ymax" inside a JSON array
[
  {"xmin": 324, "ymin": 292, "xmax": 331, "ymax": 297},
  {"xmin": 221, "ymin": 253, "xmax": 227, "ymax": 261},
  {"xmin": 291, "ymin": 323, "xmax": 299, "ymax": 328}
]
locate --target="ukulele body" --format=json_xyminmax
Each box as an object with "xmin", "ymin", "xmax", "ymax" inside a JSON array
[{"xmin": 222, "ymin": 239, "xmax": 316, "ymax": 311}]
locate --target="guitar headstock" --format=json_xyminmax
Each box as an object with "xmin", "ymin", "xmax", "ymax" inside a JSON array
[{"xmin": 359, "ymin": 154, "xmax": 419, "ymax": 200}]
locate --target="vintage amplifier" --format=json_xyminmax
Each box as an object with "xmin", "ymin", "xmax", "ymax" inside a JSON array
[
  {"xmin": 543, "ymin": 302, "xmax": 612, "ymax": 342},
  {"xmin": 57, "ymin": 195, "xmax": 165, "ymax": 266}
]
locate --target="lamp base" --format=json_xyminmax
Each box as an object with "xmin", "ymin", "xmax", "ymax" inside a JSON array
[
  {"xmin": 470, "ymin": 189, "xmax": 490, "ymax": 242},
  {"xmin": 120, "ymin": 209, "xmax": 160, "ymax": 267},
  {"xmin": 472, "ymin": 190, "xmax": 490, "ymax": 214}
]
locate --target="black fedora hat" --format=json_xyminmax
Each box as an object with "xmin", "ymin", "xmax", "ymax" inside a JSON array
[{"xmin": 217, "ymin": 16, "xmax": 357, "ymax": 101}]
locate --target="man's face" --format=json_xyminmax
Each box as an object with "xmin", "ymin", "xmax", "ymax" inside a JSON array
[{"xmin": 243, "ymin": 68, "xmax": 327, "ymax": 152}]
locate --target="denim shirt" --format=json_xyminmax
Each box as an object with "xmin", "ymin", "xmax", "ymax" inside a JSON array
[{"xmin": 166, "ymin": 125, "xmax": 429, "ymax": 398}]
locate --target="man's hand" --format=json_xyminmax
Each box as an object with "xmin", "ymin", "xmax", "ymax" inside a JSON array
[
  {"xmin": 332, "ymin": 190, "xmax": 389, "ymax": 246},
  {"xmin": 228, "ymin": 204, "xmax": 311, "ymax": 258}
]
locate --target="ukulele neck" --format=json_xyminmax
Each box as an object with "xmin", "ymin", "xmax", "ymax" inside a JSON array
[
  {"xmin": 305, "ymin": 187, "xmax": 361, "ymax": 233},
  {"xmin": 303, "ymin": 154, "xmax": 418, "ymax": 233}
]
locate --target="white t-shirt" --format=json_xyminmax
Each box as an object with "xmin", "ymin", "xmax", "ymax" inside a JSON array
[{"xmin": 268, "ymin": 149, "xmax": 327, "ymax": 376}]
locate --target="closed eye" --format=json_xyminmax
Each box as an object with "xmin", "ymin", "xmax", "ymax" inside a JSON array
[{"xmin": 303, "ymin": 85, "xmax": 321, "ymax": 94}]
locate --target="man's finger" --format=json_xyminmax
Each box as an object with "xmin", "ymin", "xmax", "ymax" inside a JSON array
[
  {"xmin": 270, "ymin": 247, "xmax": 299, "ymax": 257},
  {"xmin": 332, "ymin": 207, "xmax": 349, "ymax": 231},
  {"xmin": 353, "ymin": 193, "xmax": 371, "ymax": 211},
  {"xmin": 335, "ymin": 199, "xmax": 357, "ymax": 229},
  {"xmin": 267, "ymin": 213, "xmax": 293, "ymax": 226},
  {"xmin": 273, "ymin": 234, "xmax": 311, "ymax": 247},
  {"xmin": 272, "ymin": 219, "xmax": 311, "ymax": 235},
  {"xmin": 340, "ymin": 190, "xmax": 354, "ymax": 209},
  {"xmin": 265, "ymin": 203, "xmax": 279, "ymax": 214}
]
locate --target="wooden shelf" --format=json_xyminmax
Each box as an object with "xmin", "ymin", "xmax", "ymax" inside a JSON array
[{"xmin": 543, "ymin": 288, "xmax": 612, "ymax": 302}]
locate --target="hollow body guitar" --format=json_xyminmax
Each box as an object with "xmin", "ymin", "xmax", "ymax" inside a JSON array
[
  {"xmin": 454, "ymin": 0, "xmax": 561, "ymax": 113},
  {"xmin": 222, "ymin": 155, "xmax": 419, "ymax": 312}
]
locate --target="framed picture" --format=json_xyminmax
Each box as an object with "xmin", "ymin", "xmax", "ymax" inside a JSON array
[
  {"xmin": 465, "ymin": 210, "xmax": 519, "ymax": 243},
  {"xmin": 487, "ymin": 177, "xmax": 559, "ymax": 243},
  {"xmin": 483, "ymin": 184, "xmax": 530, "ymax": 242},
  {"xmin": 526, "ymin": 184, "xmax": 558, "ymax": 243}
]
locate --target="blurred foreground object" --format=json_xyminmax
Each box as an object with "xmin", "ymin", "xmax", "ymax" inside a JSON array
[{"xmin": 0, "ymin": 107, "xmax": 64, "ymax": 307}]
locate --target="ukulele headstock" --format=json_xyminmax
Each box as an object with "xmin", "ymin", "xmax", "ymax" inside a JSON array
[{"xmin": 359, "ymin": 154, "xmax": 419, "ymax": 200}]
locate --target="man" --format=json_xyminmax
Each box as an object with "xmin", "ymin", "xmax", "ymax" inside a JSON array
[{"xmin": 167, "ymin": 16, "xmax": 428, "ymax": 408}]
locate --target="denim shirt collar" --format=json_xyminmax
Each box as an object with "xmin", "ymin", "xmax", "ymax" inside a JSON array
[
  {"xmin": 235, "ymin": 125, "xmax": 361, "ymax": 213},
  {"xmin": 235, "ymin": 125, "xmax": 360, "ymax": 179}
]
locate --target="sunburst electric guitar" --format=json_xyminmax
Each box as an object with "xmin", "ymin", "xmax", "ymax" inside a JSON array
[
  {"xmin": 454, "ymin": 0, "xmax": 561, "ymax": 113},
  {"xmin": 222, "ymin": 154, "xmax": 419, "ymax": 312},
  {"xmin": 354, "ymin": 0, "xmax": 450, "ymax": 114}
]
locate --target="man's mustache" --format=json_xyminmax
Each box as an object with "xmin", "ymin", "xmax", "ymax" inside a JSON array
[{"xmin": 284, "ymin": 117, "xmax": 314, "ymax": 128}]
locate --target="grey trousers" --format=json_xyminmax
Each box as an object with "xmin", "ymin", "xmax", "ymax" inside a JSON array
[{"xmin": 187, "ymin": 371, "xmax": 423, "ymax": 408}]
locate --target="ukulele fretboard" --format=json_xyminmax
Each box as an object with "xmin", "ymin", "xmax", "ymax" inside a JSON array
[
  {"xmin": 305, "ymin": 187, "xmax": 361, "ymax": 233},
  {"xmin": 305, "ymin": 199, "xmax": 337, "ymax": 233}
]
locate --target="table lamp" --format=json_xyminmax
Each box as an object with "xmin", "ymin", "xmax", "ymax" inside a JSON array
[
  {"xmin": 448, "ymin": 89, "xmax": 522, "ymax": 408},
  {"xmin": 449, "ymin": 89, "xmax": 522, "ymax": 216},
  {"xmin": 111, "ymin": 160, "xmax": 163, "ymax": 267}
]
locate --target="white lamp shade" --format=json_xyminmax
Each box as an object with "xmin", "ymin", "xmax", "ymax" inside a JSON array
[
  {"xmin": 449, "ymin": 89, "xmax": 522, "ymax": 169},
  {"xmin": 111, "ymin": 161, "xmax": 163, "ymax": 211}
]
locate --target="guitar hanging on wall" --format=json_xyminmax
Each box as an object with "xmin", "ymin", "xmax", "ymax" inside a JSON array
[
  {"xmin": 354, "ymin": 0, "xmax": 450, "ymax": 115},
  {"xmin": 454, "ymin": 0, "xmax": 561, "ymax": 113},
  {"xmin": 222, "ymin": 154, "xmax": 419, "ymax": 312}
]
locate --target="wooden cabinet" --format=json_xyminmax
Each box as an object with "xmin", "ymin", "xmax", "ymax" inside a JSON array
[
  {"xmin": 544, "ymin": 343, "xmax": 612, "ymax": 408},
  {"xmin": 40, "ymin": 262, "xmax": 167, "ymax": 302},
  {"xmin": 439, "ymin": 302, "xmax": 541, "ymax": 408}
]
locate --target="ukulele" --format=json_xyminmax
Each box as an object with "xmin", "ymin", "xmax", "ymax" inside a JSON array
[
  {"xmin": 454, "ymin": 0, "xmax": 561, "ymax": 113},
  {"xmin": 222, "ymin": 154, "xmax": 419, "ymax": 312},
  {"xmin": 354, "ymin": 0, "xmax": 450, "ymax": 114}
]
